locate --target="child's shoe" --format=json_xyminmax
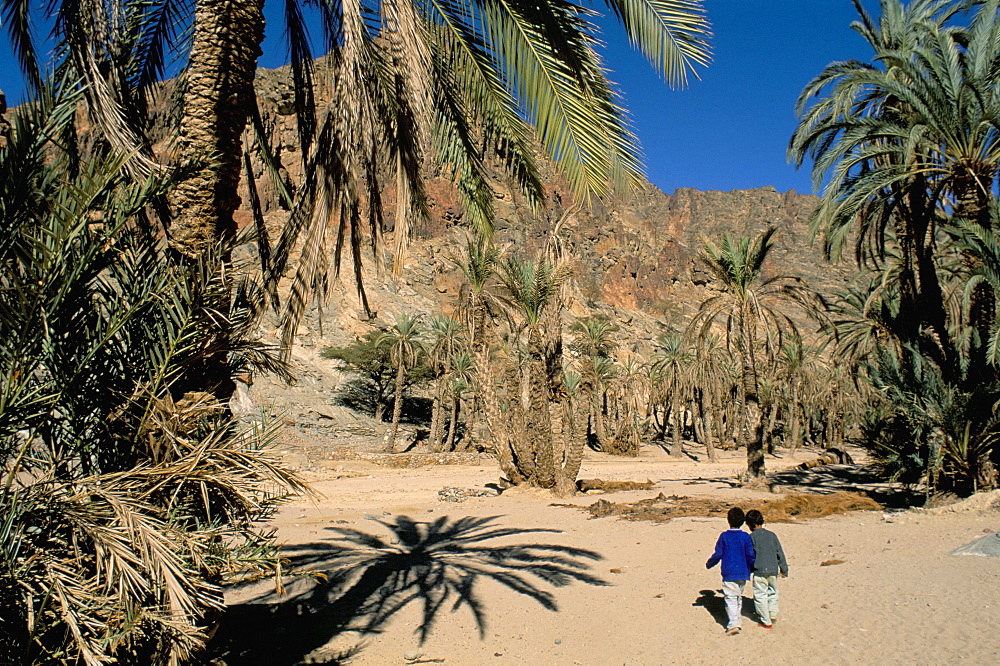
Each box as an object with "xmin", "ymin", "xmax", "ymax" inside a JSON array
[
  {"xmin": 757, "ymin": 622, "xmax": 772, "ymax": 629},
  {"xmin": 725, "ymin": 627, "xmax": 741, "ymax": 636}
]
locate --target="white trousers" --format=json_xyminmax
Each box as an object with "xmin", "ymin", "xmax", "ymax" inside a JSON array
[{"xmin": 721, "ymin": 580, "xmax": 747, "ymax": 630}]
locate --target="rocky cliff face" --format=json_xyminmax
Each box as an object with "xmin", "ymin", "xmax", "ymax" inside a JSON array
[{"xmin": 239, "ymin": 62, "xmax": 857, "ymax": 354}]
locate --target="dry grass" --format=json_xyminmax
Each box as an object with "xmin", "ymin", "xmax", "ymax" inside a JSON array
[
  {"xmin": 578, "ymin": 491, "xmax": 882, "ymax": 524},
  {"xmin": 577, "ymin": 479, "xmax": 656, "ymax": 492}
]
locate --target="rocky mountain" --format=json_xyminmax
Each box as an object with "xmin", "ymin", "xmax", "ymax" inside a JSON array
[
  {"xmin": 223, "ymin": 64, "xmax": 863, "ymax": 444},
  {"xmin": 2, "ymin": 70, "xmax": 862, "ymax": 446},
  {"xmin": 240, "ymin": 63, "xmax": 857, "ymax": 342}
]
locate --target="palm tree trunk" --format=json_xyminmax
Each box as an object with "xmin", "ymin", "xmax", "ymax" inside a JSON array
[
  {"xmin": 385, "ymin": 362, "xmax": 406, "ymax": 453},
  {"xmin": 558, "ymin": 378, "xmax": 592, "ymax": 497},
  {"xmin": 477, "ymin": 347, "xmax": 524, "ymax": 484},
  {"xmin": 170, "ymin": 0, "xmax": 264, "ymax": 257},
  {"xmin": 428, "ymin": 376, "xmax": 446, "ymax": 451},
  {"xmin": 788, "ymin": 381, "xmax": 801, "ymax": 456},
  {"xmin": 594, "ymin": 388, "xmax": 608, "ymax": 447},
  {"xmin": 701, "ymin": 391, "xmax": 718, "ymax": 462},
  {"xmin": 764, "ymin": 400, "xmax": 779, "ymax": 454},
  {"xmin": 740, "ymin": 313, "xmax": 765, "ymax": 479},
  {"xmin": 464, "ymin": 394, "xmax": 479, "ymax": 450},
  {"xmin": 670, "ymin": 391, "xmax": 684, "ymax": 458},
  {"xmin": 445, "ymin": 395, "xmax": 460, "ymax": 451},
  {"xmin": 526, "ymin": 352, "xmax": 555, "ymax": 487}
]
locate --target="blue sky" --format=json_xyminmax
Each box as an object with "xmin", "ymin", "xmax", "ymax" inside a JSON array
[{"xmin": 1, "ymin": 1, "xmax": 882, "ymax": 196}]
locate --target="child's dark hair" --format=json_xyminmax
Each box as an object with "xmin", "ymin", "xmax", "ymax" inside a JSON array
[
  {"xmin": 727, "ymin": 507, "xmax": 745, "ymax": 529},
  {"xmin": 745, "ymin": 509, "xmax": 764, "ymax": 529}
]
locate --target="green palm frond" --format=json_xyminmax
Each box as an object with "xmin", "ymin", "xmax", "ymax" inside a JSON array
[{"xmin": 603, "ymin": 0, "xmax": 711, "ymax": 87}]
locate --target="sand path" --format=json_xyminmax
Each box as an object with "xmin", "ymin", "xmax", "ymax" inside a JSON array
[{"xmin": 220, "ymin": 449, "xmax": 1000, "ymax": 665}]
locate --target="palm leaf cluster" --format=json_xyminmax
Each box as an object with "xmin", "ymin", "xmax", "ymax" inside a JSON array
[
  {"xmin": 0, "ymin": 90, "xmax": 308, "ymax": 664},
  {"xmin": 0, "ymin": 0, "xmax": 711, "ymax": 356}
]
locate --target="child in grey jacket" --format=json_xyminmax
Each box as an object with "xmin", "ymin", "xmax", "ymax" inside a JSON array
[{"xmin": 745, "ymin": 509, "xmax": 787, "ymax": 628}]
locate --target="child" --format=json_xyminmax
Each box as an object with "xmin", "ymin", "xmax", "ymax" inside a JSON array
[
  {"xmin": 745, "ymin": 509, "xmax": 788, "ymax": 629},
  {"xmin": 706, "ymin": 506, "xmax": 755, "ymax": 635}
]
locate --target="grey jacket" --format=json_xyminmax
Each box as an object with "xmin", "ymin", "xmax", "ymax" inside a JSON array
[{"xmin": 750, "ymin": 527, "xmax": 788, "ymax": 577}]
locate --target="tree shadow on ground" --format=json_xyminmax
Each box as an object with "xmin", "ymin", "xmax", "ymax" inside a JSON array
[
  {"xmin": 768, "ymin": 464, "xmax": 922, "ymax": 508},
  {"xmin": 336, "ymin": 384, "xmax": 433, "ymax": 426},
  {"xmin": 206, "ymin": 515, "xmax": 607, "ymax": 665}
]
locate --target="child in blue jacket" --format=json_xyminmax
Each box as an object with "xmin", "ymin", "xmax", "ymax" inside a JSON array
[{"xmin": 706, "ymin": 506, "xmax": 755, "ymax": 635}]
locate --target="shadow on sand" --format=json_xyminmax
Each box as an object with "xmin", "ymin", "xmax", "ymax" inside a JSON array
[
  {"xmin": 692, "ymin": 589, "xmax": 756, "ymax": 630},
  {"xmin": 768, "ymin": 464, "xmax": 921, "ymax": 507},
  {"xmin": 207, "ymin": 515, "xmax": 607, "ymax": 665}
]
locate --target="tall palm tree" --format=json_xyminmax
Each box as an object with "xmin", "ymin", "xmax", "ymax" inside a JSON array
[
  {"xmin": 380, "ymin": 313, "xmax": 426, "ymax": 452},
  {"xmin": 689, "ymin": 227, "xmax": 825, "ymax": 479},
  {"xmin": 789, "ymin": 0, "xmax": 1000, "ymax": 382}
]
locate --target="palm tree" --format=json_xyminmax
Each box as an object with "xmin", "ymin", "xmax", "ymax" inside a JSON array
[
  {"xmin": 426, "ymin": 315, "xmax": 466, "ymax": 450},
  {"xmin": 0, "ymin": 89, "xmax": 308, "ymax": 664},
  {"xmin": 381, "ymin": 314, "xmax": 426, "ymax": 452},
  {"xmin": 649, "ymin": 332, "xmax": 693, "ymax": 457},
  {"xmin": 571, "ymin": 316, "xmax": 619, "ymax": 358},
  {"xmin": 776, "ymin": 337, "xmax": 817, "ymax": 454},
  {"xmin": 496, "ymin": 255, "xmax": 572, "ymax": 486},
  {"xmin": 789, "ymin": 0, "xmax": 1000, "ymax": 382},
  {"xmin": 570, "ymin": 316, "xmax": 618, "ymax": 447},
  {"xmin": 445, "ymin": 351, "xmax": 476, "ymax": 451},
  {"xmin": 6, "ymin": 0, "xmax": 712, "ymax": 344},
  {"xmin": 689, "ymin": 332, "xmax": 732, "ymax": 461},
  {"xmin": 689, "ymin": 227, "xmax": 825, "ymax": 480},
  {"xmin": 825, "ymin": 275, "xmax": 903, "ymax": 368},
  {"xmin": 607, "ymin": 353, "xmax": 649, "ymax": 456}
]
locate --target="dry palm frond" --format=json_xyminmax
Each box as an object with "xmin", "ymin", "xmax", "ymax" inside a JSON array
[{"xmin": 580, "ymin": 490, "xmax": 881, "ymax": 523}]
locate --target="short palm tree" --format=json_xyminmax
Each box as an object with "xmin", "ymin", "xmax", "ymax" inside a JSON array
[
  {"xmin": 689, "ymin": 227, "xmax": 825, "ymax": 479},
  {"xmin": 426, "ymin": 315, "xmax": 467, "ymax": 449},
  {"xmin": 380, "ymin": 314, "xmax": 427, "ymax": 452},
  {"xmin": 606, "ymin": 353, "xmax": 648, "ymax": 456},
  {"xmin": 776, "ymin": 337, "xmax": 819, "ymax": 453},
  {"xmin": 689, "ymin": 332, "xmax": 733, "ymax": 460},
  {"xmin": 496, "ymin": 254, "xmax": 572, "ymax": 487},
  {"xmin": 649, "ymin": 333, "xmax": 693, "ymax": 457}
]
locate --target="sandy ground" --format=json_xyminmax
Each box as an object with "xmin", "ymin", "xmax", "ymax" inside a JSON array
[{"xmin": 215, "ymin": 447, "xmax": 1000, "ymax": 665}]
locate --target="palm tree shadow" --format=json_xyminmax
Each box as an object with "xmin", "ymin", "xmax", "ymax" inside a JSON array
[{"xmin": 207, "ymin": 515, "xmax": 607, "ymax": 665}]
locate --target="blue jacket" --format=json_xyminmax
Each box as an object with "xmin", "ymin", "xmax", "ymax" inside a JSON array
[{"xmin": 706, "ymin": 529, "xmax": 755, "ymax": 582}]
